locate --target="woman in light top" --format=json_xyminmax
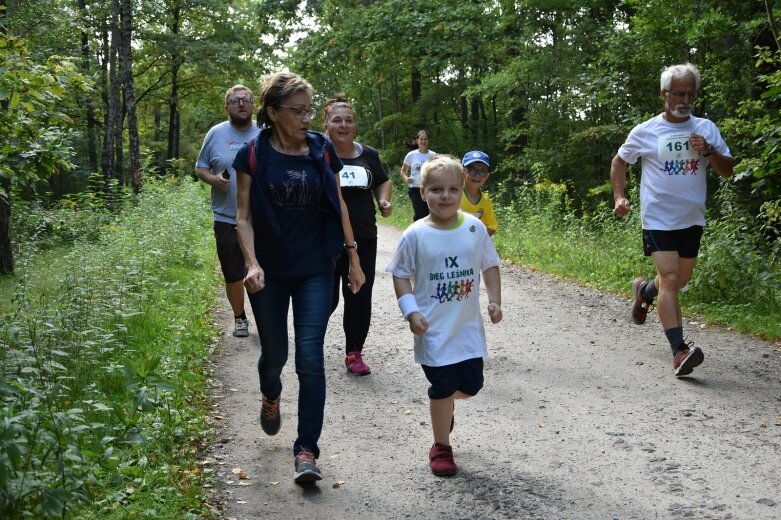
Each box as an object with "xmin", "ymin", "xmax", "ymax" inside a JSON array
[{"xmin": 400, "ymin": 130, "xmax": 436, "ymax": 221}]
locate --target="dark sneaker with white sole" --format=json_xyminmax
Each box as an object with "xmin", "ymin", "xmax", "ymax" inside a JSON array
[
  {"xmin": 294, "ymin": 448, "xmax": 322, "ymax": 484},
  {"xmin": 673, "ymin": 343, "xmax": 704, "ymax": 376}
]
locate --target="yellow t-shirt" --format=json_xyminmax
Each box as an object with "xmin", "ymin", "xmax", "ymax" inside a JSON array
[{"xmin": 460, "ymin": 191, "xmax": 498, "ymax": 233}]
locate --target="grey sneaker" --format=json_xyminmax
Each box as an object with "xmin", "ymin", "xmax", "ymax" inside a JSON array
[
  {"xmin": 259, "ymin": 396, "xmax": 281, "ymax": 435},
  {"xmin": 233, "ymin": 318, "xmax": 249, "ymax": 337},
  {"xmin": 294, "ymin": 448, "xmax": 322, "ymax": 483}
]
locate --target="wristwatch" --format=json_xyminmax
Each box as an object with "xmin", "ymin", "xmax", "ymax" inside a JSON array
[
  {"xmin": 344, "ymin": 241, "xmax": 358, "ymax": 250},
  {"xmin": 702, "ymin": 144, "xmax": 714, "ymax": 157}
]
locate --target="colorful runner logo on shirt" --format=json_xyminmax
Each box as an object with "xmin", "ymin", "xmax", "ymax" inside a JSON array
[
  {"xmin": 662, "ymin": 159, "xmax": 700, "ymax": 175},
  {"xmin": 428, "ymin": 256, "xmax": 475, "ymax": 303}
]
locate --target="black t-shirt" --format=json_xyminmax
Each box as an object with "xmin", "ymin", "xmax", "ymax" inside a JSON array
[{"xmin": 338, "ymin": 144, "xmax": 389, "ymax": 239}]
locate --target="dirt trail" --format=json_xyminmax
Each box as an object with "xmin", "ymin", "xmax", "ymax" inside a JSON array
[{"xmin": 206, "ymin": 223, "xmax": 780, "ymax": 520}]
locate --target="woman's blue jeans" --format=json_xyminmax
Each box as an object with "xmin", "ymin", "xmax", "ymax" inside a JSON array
[{"xmin": 248, "ymin": 271, "xmax": 332, "ymax": 458}]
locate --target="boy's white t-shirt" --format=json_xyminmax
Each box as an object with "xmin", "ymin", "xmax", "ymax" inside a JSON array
[
  {"xmin": 386, "ymin": 212, "xmax": 500, "ymax": 367},
  {"xmin": 618, "ymin": 114, "xmax": 731, "ymax": 230}
]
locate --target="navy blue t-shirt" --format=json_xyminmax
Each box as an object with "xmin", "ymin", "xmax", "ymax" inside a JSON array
[{"xmin": 234, "ymin": 138, "xmax": 340, "ymax": 276}]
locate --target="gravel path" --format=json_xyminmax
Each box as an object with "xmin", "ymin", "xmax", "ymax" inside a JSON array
[{"xmin": 206, "ymin": 223, "xmax": 780, "ymax": 520}]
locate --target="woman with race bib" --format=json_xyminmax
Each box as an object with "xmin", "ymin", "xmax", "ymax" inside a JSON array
[{"xmin": 324, "ymin": 94, "xmax": 393, "ymax": 376}]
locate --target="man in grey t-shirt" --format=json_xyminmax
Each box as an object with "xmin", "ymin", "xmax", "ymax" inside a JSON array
[{"xmin": 195, "ymin": 85, "xmax": 261, "ymax": 337}]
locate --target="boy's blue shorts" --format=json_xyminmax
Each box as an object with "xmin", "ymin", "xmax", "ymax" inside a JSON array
[{"xmin": 421, "ymin": 357, "xmax": 484, "ymax": 399}]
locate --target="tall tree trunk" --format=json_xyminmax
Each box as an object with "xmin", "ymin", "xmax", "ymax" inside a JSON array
[
  {"xmin": 411, "ymin": 66, "xmax": 421, "ymax": 104},
  {"xmin": 0, "ymin": 0, "xmax": 11, "ymax": 273},
  {"xmin": 375, "ymin": 80, "xmax": 385, "ymax": 149},
  {"xmin": 766, "ymin": 0, "xmax": 781, "ymax": 52},
  {"xmin": 120, "ymin": 0, "xmax": 140, "ymax": 191},
  {"xmin": 101, "ymin": 4, "xmax": 120, "ymax": 188},
  {"xmin": 470, "ymin": 95, "xmax": 479, "ymax": 141},
  {"xmin": 166, "ymin": 4, "xmax": 182, "ymax": 165},
  {"xmin": 79, "ymin": 0, "xmax": 98, "ymax": 172},
  {"xmin": 0, "ymin": 176, "xmax": 12, "ymax": 275}
]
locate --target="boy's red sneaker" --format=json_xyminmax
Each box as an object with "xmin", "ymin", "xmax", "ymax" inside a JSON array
[{"xmin": 429, "ymin": 443, "xmax": 457, "ymax": 477}]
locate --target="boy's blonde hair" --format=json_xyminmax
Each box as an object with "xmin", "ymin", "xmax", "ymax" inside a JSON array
[{"xmin": 420, "ymin": 154, "xmax": 464, "ymax": 188}]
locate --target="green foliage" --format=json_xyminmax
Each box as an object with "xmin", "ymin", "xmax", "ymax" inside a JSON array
[
  {"xmin": 11, "ymin": 174, "xmax": 129, "ymax": 256},
  {"xmin": 0, "ymin": 34, "xmax": 91, "ymax": 191},
  {"xmin": 0, "ymin": 177, "xmax": 218, "ymax": 518},
  {"xmin": 728, "ymin": 48, "xmax": 781, "ymax": 200}
]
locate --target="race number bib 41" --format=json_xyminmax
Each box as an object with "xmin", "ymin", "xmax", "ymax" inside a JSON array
[{"xmin": 340, "ymin": 165, "xmax": 371, "ymax": 189}]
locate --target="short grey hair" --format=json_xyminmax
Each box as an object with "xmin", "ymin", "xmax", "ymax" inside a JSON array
[
  {"xmin": 660, "ymin": 63, "xmax": 701, "ymax": 92},
  {"xmin": 257, "ymin": 72, "xmax": 314, "ymax": 128}
]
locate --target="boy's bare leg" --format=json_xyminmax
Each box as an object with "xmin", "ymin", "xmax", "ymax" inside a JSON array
[{"xmin": 431, "ymin": 391, "xmax": 470, "ymax": 445}]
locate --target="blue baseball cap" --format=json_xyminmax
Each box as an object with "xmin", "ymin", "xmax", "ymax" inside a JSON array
[{"xmin": 462, "ymin": 150, "xmax": 490, "ymax": 167}]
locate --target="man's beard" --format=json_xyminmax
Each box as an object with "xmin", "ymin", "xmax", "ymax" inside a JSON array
[
  {"xmin": 670, "ymin": 105, "xmax": 691, "ymax": 119},
  {"xmin": 229, "ymin": 111, "xmax": 253, "ymax": 126}
]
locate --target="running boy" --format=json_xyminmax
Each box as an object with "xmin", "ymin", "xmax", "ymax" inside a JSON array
[
  {"xmin": 460, "ymin": 150, "xmax": 498, "ymax": 236},
  {"xmin": 386, "ymin": 154, "xmax": 502, "ymax": 477}
]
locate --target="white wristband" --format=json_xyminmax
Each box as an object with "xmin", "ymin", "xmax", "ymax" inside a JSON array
[{"xmin": 397, "ymin": 293, "xmax": 420, "ymax": 319}]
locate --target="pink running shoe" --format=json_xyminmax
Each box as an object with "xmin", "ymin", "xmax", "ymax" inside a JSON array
[{"xmin": 345, "ymin": 351, "xmax": 371, "ymax": 375}]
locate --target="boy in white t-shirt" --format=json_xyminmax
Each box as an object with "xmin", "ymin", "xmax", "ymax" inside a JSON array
[{"xmin": 386, "ymin": 154, "xmax": 503, "ymax": 477}]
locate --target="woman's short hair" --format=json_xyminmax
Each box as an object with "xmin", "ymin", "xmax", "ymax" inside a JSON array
[{"xmin": 258, "ymin": 72, "xmax": 314, "ymax": 127}]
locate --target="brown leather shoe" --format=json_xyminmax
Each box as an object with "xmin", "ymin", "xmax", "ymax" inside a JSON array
[
  {"xmin": 673, "ymin": 344, "xmax": 704, "ymax": 376},
  {"xmin": 631, "ymin": 277, "xmax": 652, "ymax": 325}
]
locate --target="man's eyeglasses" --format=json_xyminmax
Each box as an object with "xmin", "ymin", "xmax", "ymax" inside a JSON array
[
  {"xmin": 275, "ymin": 104, "xmax": 317, "ymax": 119},
  {"xmin": 227, "ymin": 98, "xmax": 253, "ymax": 106},
  {"xmin": 665, "ymin": 90, "xmax": 697, "ymax": 100},
  {"xmin": 465, "ymin": 166, "xmax": 489, "ymax": 177}
]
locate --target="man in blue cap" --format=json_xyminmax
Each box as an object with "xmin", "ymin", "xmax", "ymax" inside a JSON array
[{"xmin": 461, "ymin": 151, "xmax": 498, "ymax": 236}]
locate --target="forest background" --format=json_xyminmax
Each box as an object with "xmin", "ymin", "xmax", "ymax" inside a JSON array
[{"xmin": 1, "ymin": 0, "xmax": 779, "ymax": 518}]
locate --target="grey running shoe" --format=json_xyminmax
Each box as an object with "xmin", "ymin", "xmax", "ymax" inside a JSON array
[
  {"xmin": 294, "ymin": 448, "xmax": 322, "ymax": 483},
  {"xmin": 259, "ymin": 396, "xmax": 281, "ymax": 435},
  {"xmin": 233, "ymin": 318, "xmax": 250, "ymax": 337},
  {"xmin": 673, "ymin": 343, "xmax": 704, "ymax": 376}
]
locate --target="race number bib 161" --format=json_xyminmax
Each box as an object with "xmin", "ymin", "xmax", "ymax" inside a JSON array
[
  {"xmin": 340, "ymin": 165, "xmax": 371, "ymax": 188},
  {"xmin": 658, "ymin": 132, "xmax": 697, "ymax": 161}
]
